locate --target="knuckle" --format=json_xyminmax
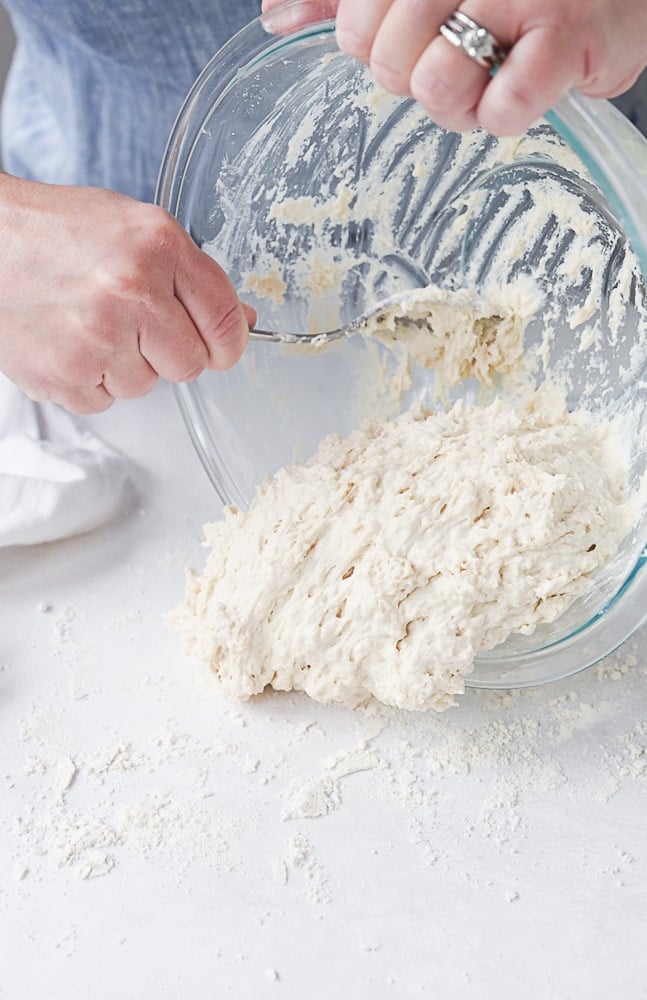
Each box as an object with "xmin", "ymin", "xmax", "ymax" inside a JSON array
[
  {"xmin": 205, "ymin": 300, "xmax": 246, "ymax": 350},
  {"xmin": 140, "ymin": 205, "xmax": 180, "ymax": 253},
  {"xmin": 77, "ymin": 315, "xmax": 121, "ymax": 359},
  {"xmin": 175, "ymin": 363, "xmax": 205, "ymax": 384},
  {"xmin": 370, "ymin": 56, "xmax": 411, "ymax": 96},
  {"xmin": 498, "ymin": 79, "xmax": 536, "ymax": 114},
  {"xmin": 97, "ymin": 207, "xmax": 180, "ymax": 295},
  {"xmin": 141, "ymin": 368, "xmax": 159, "ymax": 394},
  {"xmin": 64, "ymin": 391, "xmax": 112, "ymax": 415},
  {"xmin": 70, "ymin": 399, "xmax": 97, "ymax": 415},
  {"xmin": 132, "ymin": 370, "xmax": 157, "ymax": 399},
  {"xmin": 161, "ymin": 326, "xmax": 208, "ymax": 382},
  {"xmin": 98, "ymin": 267, "xmax": 147, "ymax": 300},
  {"xmin": 175, "ymin": 298, "xmax": 246, "ymax": 373},
  {"xmin": 120, "ymin": 370, "xmax": 158, "ymax": 398},
  {"xmin": 165, "ymin": 347, "xmax": 207, "ymax": 381},
  {"xmin": 478, "ymin": 83, "xmax": 535, "ymax": 135},
  {"xmin": 410, "ymin": 65, "xmax": 454, "ymax": 109},
  {"xmin": 25, "ymin": 376, "xmax": 55, "ymax": 404},
  {"xmin": 335, "ymin": 27, "xmax": 371, "ymax": 62},
  {"xmin": 93, "ymin": 256, "xmax": 155, "ymax": 305}
]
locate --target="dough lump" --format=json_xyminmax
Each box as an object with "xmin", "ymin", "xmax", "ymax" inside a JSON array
[{"xmin": 169, "ymin": 391, "xmax": 632, "ymax": 712}]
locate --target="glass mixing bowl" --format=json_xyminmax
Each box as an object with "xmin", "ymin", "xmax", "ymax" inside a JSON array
[{"xmin": 156, "ymin": 0, "xmax": 647, "ymax": 691}]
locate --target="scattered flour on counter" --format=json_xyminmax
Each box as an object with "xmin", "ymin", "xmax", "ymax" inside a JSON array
[
  {"xmin": 284, "ymin": 831, "xmax": 332, "ymax": 904},
  {"xmin": 169, "ymin": 385, "xmax": 635, "ymax": 712},
  {"xmin": 7, "ymin": 589, "xmax": 647, "ymax": 905},
  {"xmin": 78, "ymin": 850, "xmax": 115, "ymax": 881},
  {"xmin": 324, "ymin": 747, "xmax": 383, "ymax": 778},
  {"xmin": 6, "ymin": 638, "xmax": 647, "ymax": 902},
  {"xmin": 281, "ymin": 746, "xmax": 386, "ymax": 819},
  {"xmin": 271, "ymin": 858, "xmax": 288, "ymax": 885},
  {"xmin": 282, "ymin": 776, "xmax": 341, "ymax": 820}
]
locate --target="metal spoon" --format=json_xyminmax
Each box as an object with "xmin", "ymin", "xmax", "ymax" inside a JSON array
[
  {"xmin": 247, "ymin": 291, "xmax": 422, "ymax": 345},
  {"xmin": 248, "ymin": 327, "xmax": 345, "ymax": 345}
]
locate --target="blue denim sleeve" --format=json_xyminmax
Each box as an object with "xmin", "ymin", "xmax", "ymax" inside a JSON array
[{"xmin": 0, "ymin": 0, "xmax": 261, "ymax": 200}]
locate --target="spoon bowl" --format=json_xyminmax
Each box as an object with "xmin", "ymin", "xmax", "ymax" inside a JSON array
[{"xmin": 248, "ymin": 290, "xmax": 425, "ymax": 345}]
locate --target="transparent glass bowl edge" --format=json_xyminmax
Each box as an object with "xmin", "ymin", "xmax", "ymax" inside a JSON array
[{"xmin": 156, "ymin": 12, "xmax": 647, "ymax": 690}]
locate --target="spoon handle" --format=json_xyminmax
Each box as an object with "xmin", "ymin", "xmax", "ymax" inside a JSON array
[
  {"xmin": 249, "ymin": 328, "xmax": 343, "ymax": 344},
  {"xmin": 248, "ymin": 329, "xmax": 284, "ymax": 342}
]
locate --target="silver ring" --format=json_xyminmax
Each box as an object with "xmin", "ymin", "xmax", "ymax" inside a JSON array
[{"xmin": 439, "ymin": 10, "xmax": 507, "ymax": 71}]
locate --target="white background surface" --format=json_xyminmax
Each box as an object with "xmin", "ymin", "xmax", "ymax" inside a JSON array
[
  {"xmin": 1, "ymin": 383, "xmax": 646, "ymax": 1000},
  {"xmin": 0, "ymin": 5, "xmax": 646, "ymax": 996}
]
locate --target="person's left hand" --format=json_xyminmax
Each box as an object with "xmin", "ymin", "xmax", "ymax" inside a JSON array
[{"xmin": 261, "ymin": 0, "xmax": 647, "ymax": 136}]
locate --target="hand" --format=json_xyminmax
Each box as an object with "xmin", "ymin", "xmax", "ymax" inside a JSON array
[
  {"xmin": 0, "ymin": 174, "xmax": 254, "ymax": 414},
  {"xmin": 262, "ymin": 0, "xmax": 647, "ymax": 135}
]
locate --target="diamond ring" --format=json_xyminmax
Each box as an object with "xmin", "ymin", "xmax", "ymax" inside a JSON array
[{"xmin": 439, "ymin": 10, "xmax": 507, "ymax": 71}]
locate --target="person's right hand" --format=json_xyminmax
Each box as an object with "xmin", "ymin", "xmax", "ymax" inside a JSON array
[{"xmin": 0, "ymin": 173, "xmax": 254, "ymax": 414}]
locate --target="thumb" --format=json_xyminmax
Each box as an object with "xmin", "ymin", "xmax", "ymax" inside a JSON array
[{"xmin": 174, "ymin": 238, "xmax": 251, "ymax": 371}]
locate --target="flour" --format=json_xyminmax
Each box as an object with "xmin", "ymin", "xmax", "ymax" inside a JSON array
[
  {"xmin": 284, "ymin": 831, "xmax": 332, "ymax": 903},
  {"xmin": 7, "ymin": 632, "xmax": 647, "ymax": 911},
  {"xmin": 281, "ymin": 746, "xmax": 385, "ymax": 819},
  {"xmin": 324, "ymin": 747, "xmax": 383, "ymax": 777},
  {"xmin": 282, "ymin": 775, "xmax": 341, "ymax": 820}
]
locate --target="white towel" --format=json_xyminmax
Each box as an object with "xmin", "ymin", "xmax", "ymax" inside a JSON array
[{"xmin": 0, "ymin": 373, "xmax": 132, "ymax": 547}]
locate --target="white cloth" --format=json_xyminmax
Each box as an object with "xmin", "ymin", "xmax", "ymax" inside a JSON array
[{"xmin": 0, "ymin": 374, "xmax": 131, "ymax": 547}]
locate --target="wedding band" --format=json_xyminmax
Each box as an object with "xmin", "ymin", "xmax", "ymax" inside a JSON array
[{"xmin": 439, "ymin": 10, "xmax": 507, "ymax": 71}]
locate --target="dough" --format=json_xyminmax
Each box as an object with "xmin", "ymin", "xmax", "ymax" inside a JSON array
[
  {"xmin": 179, "ymin": 62, "xmax": 645, "ymax": 711},
  {"xmin": 169, "ymin": 388, "xmax": 633, "ymax": 712},
  {"xmin": 357, "ymin": 281, "xmax": 541, "ymax": 395}
]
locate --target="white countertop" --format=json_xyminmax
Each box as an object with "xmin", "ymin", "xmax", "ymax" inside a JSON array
[{"xmin": 1, "ymin": 382, "xmax": 646, "ymax": 1000}]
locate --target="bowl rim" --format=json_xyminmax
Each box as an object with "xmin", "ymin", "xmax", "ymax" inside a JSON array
[{"xmin": 156, "ymin": 3, "xmax": 647, "ymax": 690}]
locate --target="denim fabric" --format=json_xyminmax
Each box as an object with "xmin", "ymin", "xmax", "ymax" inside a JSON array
[{"xmin": 0, "ymin": 0, "xmax": 261, "ymax": 200}]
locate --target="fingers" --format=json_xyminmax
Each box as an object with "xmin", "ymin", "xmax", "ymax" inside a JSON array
[
  {"xmin": 173, "ymin": 242, "xmax": 250, "ymax": 372},
  {"xmin": 108, "ymin": 290, "xmax": 255, "ymax": 395},
  {"xmin": 101, "ymin": 354, "xmax": 158, "ymax": 400},
  {"xmin": 334, "ymin": 0, "xmax": 588, "ymax": 136},
  {"xmin": 336, "ymin": 0, "xmax": 395, "ymax": 62},
  {"xmin": 56, "ymin": 383, "xmax": 115, "ymax": 415},
  {"xmin": 410, "ymin": 30, "xmax": 492, "ymax": 133},
  {"xmin": 137, "ymin": 295, "xmax": 210, "ymax": 383},
  {"xmin": 25, "ymin": 372, "xmax": 115, "ymax": 415},
  {"xmin": 368, "ymin": 0, "xmax": 452, "ymax": 96},
  {"xmin": 477, "ymin": 25, "xmax": 576, "ymax": 135},
  {"xmin": 336, "ymin": 0, "xmax": 491, "ymax": 129},
  {"xmin": 271, "ymin": 0, "xmax": 647, "ymax": 136},
  {"xmin": 0, "ymin": 181, "xmax": 252, "ymax": 417},
  {"xmin": 261, "ymin": 0, "xmax": 339, "ymax": 35}
]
